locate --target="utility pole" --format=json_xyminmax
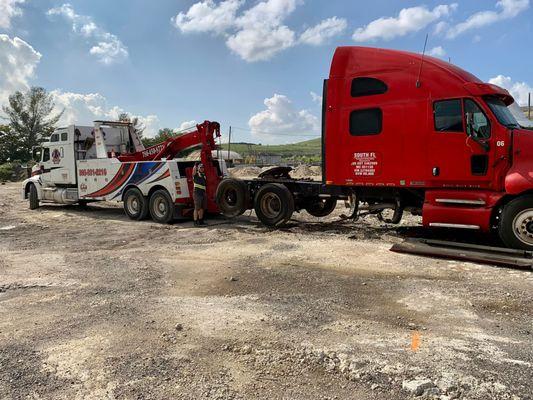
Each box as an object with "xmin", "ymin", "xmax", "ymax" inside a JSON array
[
  {"xmin": 227, "ymin": 126, "xmax": 232, "ymax": 162},
  {"xmin": 527, "ymin": 92, "xmax": 531, "ymax": 119}
]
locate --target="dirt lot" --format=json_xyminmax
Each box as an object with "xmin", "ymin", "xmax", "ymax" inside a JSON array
[{"xmin": 0, "ymin": 182, "xmax": 532, "ymax": 400}]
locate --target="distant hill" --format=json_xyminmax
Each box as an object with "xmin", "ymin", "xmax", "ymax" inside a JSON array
[{"xmin": 220, "ymin": 138, "xmax": 321, "ymax": 163}]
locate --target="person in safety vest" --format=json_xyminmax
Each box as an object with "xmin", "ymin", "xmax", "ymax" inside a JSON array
[{"xmin": 193, "ymin": 162, "xmax": 207, "ymax": 226}]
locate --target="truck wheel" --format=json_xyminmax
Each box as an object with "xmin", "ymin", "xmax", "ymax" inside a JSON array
[
  {"xmin": 306, "ymin": 197, "xmax": 337, "ymax": 217},
  {"xmin": 123, "ymin": 188, "xmax": 148, "ymax": 220},
  {"xmin": 149, "ymin": 189, "xmax": 174, "ymax": 224},
  {"xmin": 216, "ymin": 178, "xmax": 248, "ymax": 217},
  {"xmin": 254, "ymin": 183, "xmax": 294, "ymax": 227},
  {"xmin": 499, "ymin": 195, "xmax": 533, "ymax": 251},
  {"xmin": 29, "ymin": 184, "xmax": 39, "ymax": 210}
]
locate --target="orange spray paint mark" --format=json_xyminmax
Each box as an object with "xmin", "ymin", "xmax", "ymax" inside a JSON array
[{"xmin": 411, "ymin": 331, "xmax": 421, "ymax": 351}]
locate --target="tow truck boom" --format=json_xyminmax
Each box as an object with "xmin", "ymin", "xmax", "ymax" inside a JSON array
[{"xmin": 117, "ymin": 121, "xmax": 221, "ymax": 163}]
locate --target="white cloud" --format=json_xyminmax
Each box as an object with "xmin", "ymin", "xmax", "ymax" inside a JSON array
[
  {"xmin": 352, "ymin": 4, "xmax": 457, "ymax": 42},
  {"xmin": 300, "ymin": 17, "xmax": 347, "ymax": 46},
  {"xmin": 47, "ymin": 3, "xmax": 128, "ymax": 64},
  {"xmin": 227, "ymin": 25, "xmax": 295, "ymax": 62},
  {"xmin": 89, "ymin": 39, "xmax": 128, "ymax": 65},
  {"xmin": 488, "ymin": 75, "xmax": 533, "ymax": 106},
  {"xmin": 226, "ymin": 0, "xmax": 301, "ymax": 62},
  {"xmin": 310, "ymin": 91, "xmax": 322, "ymax": 104},
  {"xmin": 433, "ymin": 21, "xmax": 448, "ymax": 35},
  {"xmin": 446, "ymin": 0, "xmax": 529, "ymax": 39},
  {"xmin": 50, "ymin": 90, "xmax": 160, "ymax": 137},
  {"xmin": 176, "ymin": 120, "xmax": 197, "ymax": 132},
  {"xmin": 0, "ymin": 0, "xmax": 24, "ymax": 29},
  {"xmin": 172, "ymin": 0, "xmax": 344, "ymax": 62},
  {"xmin": 171, "ymin": 0, "xmax": 244, "ymax": 34},
  {"xmin": 0, "ymin": 34, "xmax": 41, "ymax": 106},
  {"xmin": 248, "ymin": 94, "xmax": 319, "ymax": 141},
  {"xmin": 428, "ymin": 46, "xmax": 446, "ymax": 58}
]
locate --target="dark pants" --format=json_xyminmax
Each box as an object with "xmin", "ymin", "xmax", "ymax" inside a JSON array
[{"xmin": 193, "ymin": 190, "xmax": 207, "ymax": 211}]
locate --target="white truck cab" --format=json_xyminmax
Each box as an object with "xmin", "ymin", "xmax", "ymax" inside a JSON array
[{"xmin": 23, "ymin": 123, "xmax": 130, "ymax": 206}]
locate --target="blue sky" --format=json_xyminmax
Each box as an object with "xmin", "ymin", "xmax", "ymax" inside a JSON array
[{"xmin": 0, "ymin": 0, "xmax": 532, "ymax": 143}]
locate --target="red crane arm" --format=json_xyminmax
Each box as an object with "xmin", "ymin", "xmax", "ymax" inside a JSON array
[{"xmin": 118, "ymin": 121, "xmax": 221, "ymax": 162}]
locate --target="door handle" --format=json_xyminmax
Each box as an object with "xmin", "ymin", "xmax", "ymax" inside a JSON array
[{"xmin": 432, "ymin": 167, "xmax": 440, "ymax": 177}]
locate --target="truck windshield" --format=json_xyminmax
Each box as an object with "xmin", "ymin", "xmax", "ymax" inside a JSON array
[{"xmin": 484, "ymin": 96, "xmax": 520, "ymax": 129}]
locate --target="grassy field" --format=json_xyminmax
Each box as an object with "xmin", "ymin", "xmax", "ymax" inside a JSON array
[{"xmin": 220, "ymin": 138, "xmax": 321, "ymax": 163}]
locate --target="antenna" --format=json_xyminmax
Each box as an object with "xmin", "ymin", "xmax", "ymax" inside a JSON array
[{"xmin": 416, "ymin": 33, "xmax": 429, "ymax": 88}]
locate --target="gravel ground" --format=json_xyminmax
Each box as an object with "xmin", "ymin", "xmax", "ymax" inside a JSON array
[{"xmin": 0, "ymin": 182, "xmax": 532, "ymax": 400}]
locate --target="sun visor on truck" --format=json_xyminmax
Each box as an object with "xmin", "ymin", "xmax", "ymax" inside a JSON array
[{"xmin": 463, "ymin": 82, "xmax": 514, "ymax": 105}]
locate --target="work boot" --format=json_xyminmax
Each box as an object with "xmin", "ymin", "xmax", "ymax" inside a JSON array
[
  {"xmin": 199, "ymin": 218, "xmax": 207, "ymax": 226},
  {"xmin": 194, "ymin": 219, "xmax": 199, "ymax": 226}
]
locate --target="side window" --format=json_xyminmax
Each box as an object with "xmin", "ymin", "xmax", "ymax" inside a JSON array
[
  {"xmin": 61, "ymin": 132, "xmax": 68, "ymax": 141},
  {"xmin": 351, "ymin": 78, "xmax": 387, "ymax": 97},
  {"xmin": 464, "ymin": 99, "xmax": 490, "ymax": 139},
  {"xmin": 350, "ymin": 108, "xmax": 382, "ymax": 136},
  {"xmin": 50, "ymin": 133, "xmax": 59, "ymax": 142},
  {"xmin": 434, "ymin": 99, "xmax": 463, "ymax": 132},
  {"xmin": 42, "ymin": 148, "xmax": 50, "ymax": 162}
]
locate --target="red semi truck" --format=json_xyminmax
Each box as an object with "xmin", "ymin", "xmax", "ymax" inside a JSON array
[{"xmin": 216, "ymin": 46, "xmax": 533, "ymax": 251}]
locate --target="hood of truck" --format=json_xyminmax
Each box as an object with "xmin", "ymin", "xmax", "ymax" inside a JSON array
[{"xmin": 505, "ymin": 129, "xmax": 533, "ymax": 194}]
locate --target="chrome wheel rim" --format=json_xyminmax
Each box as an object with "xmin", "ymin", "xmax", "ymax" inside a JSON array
[
  {"xmin": 512, "ymin": 208, "xmax": 533, "ymax": 245},
  {"xmin": 126, "ymin": 195, "xmax": 140, "ymax": 215},
  {"xmin": 153, "ymin": 196, "xmax": 167, "ymax": 219},
  {"xmin": 260, "ymin": 193, "xmax": 282, "ymax": 219}
]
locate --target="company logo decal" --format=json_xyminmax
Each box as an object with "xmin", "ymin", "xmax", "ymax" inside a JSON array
[{"xmin": 52, "ymin": 149, "xmax": 61, "ymax": 164}]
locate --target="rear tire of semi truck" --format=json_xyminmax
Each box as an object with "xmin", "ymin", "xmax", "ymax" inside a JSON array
[
  {"xmin": 305, "ymin": 197, "xmax": 337, "ymax": 217},
  {"xmin": 149, "ymin": 189, "xmax": 174, "ymax": 224},
  {"xmin": 216, "ymin": 178, "xmax": 249, "ymax": 217},
  {"xmin": 499, "ymin": 195, "xmax": 533, "ymax": 251},
  {"xmin": 29, "ymin": 184, "xmax": 39, "ymax": 210},
  {"xmin": 123, "ymin": 188, "xmax": 149, "ymax": 221},
  {"xmin": 254, "ymin": 183, "xmax": 294, "ymax": 227}
]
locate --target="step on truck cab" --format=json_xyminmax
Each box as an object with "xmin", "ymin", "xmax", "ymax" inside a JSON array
[
  {"xmin": 23, "ymin": 120, "xmax": 226, "ymax": 223},
  {"xmin": 216, "ymin": 46, "xmax": 533, "ymax": 250}
]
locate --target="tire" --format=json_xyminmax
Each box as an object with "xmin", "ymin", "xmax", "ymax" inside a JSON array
[
  {"xmin": 29, "ymin": 184, "xmax": 39, "ymax": 210},
  {"xmin": 149, "ymin": 189, "xmax": 174, "ymax": 224},
  {"xmin": 123, "ymin": 188, "xmax": 149, "ymax": 220},
  {"xmin": 305, "ymin": 197, "xmax": 337, "ymax": 217},
  {"xmin": 216, "ymin": 178, "xmax": 249, "ymax": 218},
  {"xmin": 499, "ymin": 195, "xmax": 533, "ymax": 251},
  {"xmin": 254, "ymin": 183, "xmax": 294, "ymax": 227}
]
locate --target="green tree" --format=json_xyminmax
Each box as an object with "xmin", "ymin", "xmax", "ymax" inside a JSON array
[
  {"xmin": 0, "ymin": 125, "xmax": 25, "ymax": 162},
  {"xmin": 141, "ymin": 128, "xmax": 175, "ymax": 148},
  {"xmin": 118, "ymin": 112, "xmax": 145, "ymax": 138},
  {"xmin": 2, "ymin": 87, "xmax": 63, "ymax": 161}
]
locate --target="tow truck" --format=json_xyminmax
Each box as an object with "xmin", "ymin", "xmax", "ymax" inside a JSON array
[
  {"xmin": 22, "ymin": 120, "xmax": 225, "ymax": 223},
  {"xmin": 216, "ymin": 46, "xmax": 533, "ymax": 251}
]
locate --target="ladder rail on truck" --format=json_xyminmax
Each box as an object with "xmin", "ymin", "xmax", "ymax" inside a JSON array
[
  {"xmin": 216, "ymin": 46, "xmax": 533, "ymax": 252},
  {"xmin": 22, "ymin": 120, "xmax": 225, "ymax": 223}
]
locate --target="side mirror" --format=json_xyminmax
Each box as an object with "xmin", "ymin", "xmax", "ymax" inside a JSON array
[
  {"xmin": 465, "ymin": 112, "xmax": 474, "ymax": 137},
  {"xmin": 32, "ymin": 147, "xmax": 42, "ymax": 162},
  {"xmin": 465, "ymin": 113, "xmax": 490, "ymax": 152}
]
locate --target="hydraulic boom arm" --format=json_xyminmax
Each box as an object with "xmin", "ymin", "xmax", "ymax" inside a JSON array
[{"xmin": 117, "ymin": 121, "xmax": 221, "ymax": 162}]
